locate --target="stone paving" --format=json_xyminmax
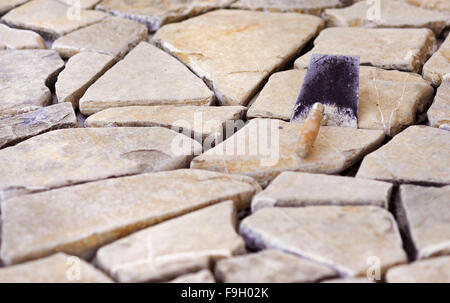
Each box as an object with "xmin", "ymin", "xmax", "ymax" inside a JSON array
[{"xmin": 0, "ymin": 0, "xmax": 449, "ymax": 283}]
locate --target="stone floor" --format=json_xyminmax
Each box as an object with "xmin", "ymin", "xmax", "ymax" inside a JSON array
[{"xmin": 0, "ymin": 0, "xmax": 449, "ymax": 283}]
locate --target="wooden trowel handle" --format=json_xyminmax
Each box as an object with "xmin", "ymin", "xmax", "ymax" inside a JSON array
[{"xmin": 296, "ymin": 103, "xmax": 324, "ymax": 158}]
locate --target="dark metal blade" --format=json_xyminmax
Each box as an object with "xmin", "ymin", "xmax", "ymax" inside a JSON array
[{"xmin": 291, "ymin": 54, "xmax": 360, "ymax": 128}]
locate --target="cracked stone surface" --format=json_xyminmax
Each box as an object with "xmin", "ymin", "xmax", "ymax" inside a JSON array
[
  {"xmin": 169, "ymin": 270, "xmax": 215, "ymax": 283},
  {"xmin": 0, "ymin": 24, "xmax": 45, "ymax": 49},
  {"xmin": 191, "ymin": 119, "xmax": 385, "ymax": 187},
  {"xmin": 386, "ymin": 256, "xmax": 450, "ymax": 283},
  {"xmin": 152, "ymin": 9, "xmax": 324, "ymax": 106},
  {"xmin": 0, "ymin": 127, "xmax": 202, "ymax": 202},
  {"xmin": 231, "ymin": 0, "xmax": 351, "ymax": 15},
  {"xmin": 423, "ymin": 34, "xmax": 450, "ymax": 87},
  {"xmin": 405, "ymin": 0, "xmax": 450, "ymax": 13},
  {"xmin": 52, "ymin": 17, "xmax": 148, "ymax": 59},
  {"xmin": 240, "ymin": 206, "xmax": 407, "ymax": 277},
  {"xmin": 95, "ymin": 201, "xmax": 246, "ymax": 282},
  {"xmin": 55, "ymin": 52, "xmax": 115, "ymax": 109},
  {"xmin": 252, "ymin": 172, "xmax": 393, "ymax": 211},
  {"xmin": 427, "ymin": 77, "xmax": 450, "ymax": 130},
  {"xmin": 79, "ymin": 42, "xmax": 214, "ymax": 115},
  {"xmin": 0, "ymin": 0, "xmax": 28, "ymax": 15},
  {"xmin": 294, "ymin": 27, "xmax": 436, "ymax": 73},
  {"xmin": 55, "ymin": 0, "xmax": 100, "ymax": 9},
  {"xmin": 0, "ymin": 103, "xmax": 77, "ymax": 149},
  {"xmin": 1, "ymin": 0, "xmax": 107, "ymax": 39},
  {"xmin": 0, "ymin": 169, "xmax": 259, "ymax": 265},
  {"xmin": 0, "ymin": 49, "xmax": 64, "ymax": 117},
  {"xmin": 215, "ymin": 249, "xmax": 337, "ymax": 283},
  {"xmin": 357, "ymin": 126, "xmax": 450, "ymax": 185}
]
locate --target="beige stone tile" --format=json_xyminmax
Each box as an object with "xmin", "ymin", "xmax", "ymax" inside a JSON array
[
  {"xmin": 169, "ymin": 270, "xmax": 215, "ymax": 283},
  {"xmin": 0, "ymin": 0, "xmax": 28, "ymax": 15},
  {"xmin": 0, "ymin": 23, "xmax": 45, "ymax": 49},
  {"xmin": 405, "ymin": 0, "xmax": 450, "ymax": 13},
  {"xmin": 231, "ymin": 0, "xmax": 351, "ymax": 15},
  {"xmin": 386, "ymin": 256, "xmax": 450, "ymax": 283},
  {"xmin": 423, "ymin": 34, "xmax": 450, "ymax": 87},
  {"xmin": 427, "ymin": 76, "xmax": 450, "ymax": 130}
]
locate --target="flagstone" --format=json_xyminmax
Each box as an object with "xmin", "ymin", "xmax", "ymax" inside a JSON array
[
  {"xmin": 79, "ymin": 42, "xmax": 214, "ymax": 115},
  {"xmin": 0, "ymin": 169, "xmax": 259, "ymax": 265},
  {"xmin": 169, "ymin": 270, "xmax": 215, "ymax": 283},
  {"xmin": 231, "ymin": 0, "xmax": 351, "ymax": 15},
  {"xmin": 386, "ymin": 256, "xmax": 450, "ymax": 283},
  {"xmin": 0, "ymin": 0, "xmax": 28, "ymax": 15},
  {"xmin": 422, "ymin": 34, "xmax": 450, "ymax": 87},
  {"xmin": 0, "ymin": 127, "xmax": 202, "ymax": 202},
  {"xmin": 55, "ymin": 0, "xmax": 100, "ymax": 9},
  {"xmin": 239, "ymin": 206, "xmax": 407, "ymax": 277},
  {"xmin": 95, "ymin": 201, "xmax": 246, "ymax": 282},
  {"xmin": 152, "ymin": 9, "xmax": 324, "ymax": 106},
  {"xmin": 427, "ymin": 76, "xmax": 450, "ymax": 130},
  {"xmin": 405, "ymin": 0, "xmax": 450, "ymax": 13},
  {"xmin": 294, "ymin": 27, "xmax": 436, "ymax": 73},
  {"xmin": 0, "ymin": 24, "xmax": 45, "ymax": 49}
]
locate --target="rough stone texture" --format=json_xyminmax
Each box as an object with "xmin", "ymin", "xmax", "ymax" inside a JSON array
[
  {"xmin": 152, "ymin": 9, "xmax": 324, "ymax": 106},
  {"xmin": 357, "ymin": 126, "xmax": 450, "ymax": 185},
  {"xmin": 0, "ymin": 49, "xmax": 65, "ymax": 117},
  {"xmin": 231, "ymin": 0, "xmax": 350, "ymax": 15},
  {"xmin": 322, "ymin": 278, "xmax": 374, "ymax": 283},
  {"xmin": 52, "ymin": 17, "xmax": 148, "ymax": 59},
  {"xmin": 96, "ymin": 0, "xmax": 236, "ymax": 32},
  {"xmin": 427, "ymin": 77, "xmax": 450, "ymax": 130},
  {"xmin": 294, "ymin": 27, "xmax": 436, "ymax": 73},
  {"xmin": 0, "ymin": 24, "xmax": 45, "ymax": 49},
  {"xmin": 422, "ymin": 34, "xmax": 450, "ymax": 87},
  {"xmin": 324, "ymin": 0, "xmax": 450, "ymax": 36},
  {"xmin": 0, "ymin": 127, "xmax": 202, "ymax": 202},
  {"xmin": 79, "ymin": 42, "xmax": 214, "ymax": 115},
  {"xmin": 1, "ymin": 0, "xmax": 107, "ymax": 39},
  {"xmin": 0, "ymin": 103, "xmax": 77, "ymax": 149},
  {"xmin": 252, "ymin": 172, "xmax": 393, "ymax": 211},
  {"xmin": 405, "ymin": 0, "xmax": 450, "ymax": 13},
  {"xmin": 240, "ymin": 206, "xmax": 407, "ymax": 277},
  {"xmin": 191, "ymin": 119, "xmax": 385, "ymax": 187},
  {"xmin": 95, "ymin": 201, "xmax": 246, "ymax": 283},
  {"xmin": 247, "ymin": 67, "xmax": 434, "ymax": 136},
  {"xmin": 1, "ymin": 169, "xmax": 259, "ymax": 265},
  {"xmin": 55, "ymin": 52, "xmax": 115, "ymax": 108},
  {"xmin": 396, "ymin": 185, "xmax": 450, "ymax": 260},
  {"xmin": 56, "ymin": 0, "xmax": 100, "ymax": 9},
  {"xmin": 215, "ymin": 249, "xmax": 337, "ymax": 283},
  {"xmin": 386, "ymin": 256, "xmax": 450, "ymax": 283},
  {"xmin": 0, "ymin": 0, "xmax": 28, "ymax": 15},
  {"xmin": 169, "ymin": 270, "xmax": 215, "ymax": 283},
  {"xmin": 0, "ymin": 253, "xmax": 112, "ymax": 283}
]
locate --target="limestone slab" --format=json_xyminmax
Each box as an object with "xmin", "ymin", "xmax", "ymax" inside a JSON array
[
  {"xmin": 215, "ymin": 249, "xmax": 337, "ymax": 283},
  {"xmin": 357, "ymin": 126, "xmax": 450, "ymax": 185},
  {"xmin": 386, "ymin": 256, "xmax": 450, "ymax": 283},
  {"xmin": 247, "ymin": 67, "xmax": 434, "ymax": 136},
  {"xmin": 0, "ymin": 253, "xmax": 112, "ymax": 283},
  {"xmin": 405, "ymin": 0, "xmax": 450, "ymax": 13},
  {"xmin": 231, "ymin": 0, "xmax": 350, "ymax": 15},
  {"xmin": 56, "ymin": 0, "xmax": 100, "ymax": 9},
  {"xmin": 423, "ymin": 34, "xmax": 450, "ymax": 87},
  {"xmin": 96, "ymin": 0, "xmax": 235, "ymax": 32},
  {"xmin": 240, "ymin": 206, "xmax": 407, "ymax": 277},
  {"xmin": 191, "ymin": 119, "xmax": 385, "ymax": 187},
  {"xmin": 95, "ymin": 201, "xmax": 246, "ymax": 282},
  {"xmin": 55, "ymin": 52, "xmax": 115, "ymax": 108},
  {"xmin": 0, "ymin": 24, "xmax": 45, "ymax": 49},
  {"xmin": 427, "ymin": 77, "xmax": 450, "ymax": 130},
  {"xmin": 0, "ymin": 0, "xmax": 28, "ymax": 15},
  {"xmin": 152, "ymin": 9, "xmax": 324, "ymax": 106},
  {"xmin": 0, "ymin": 49, "xmax": 64, "ymax": 116},
  {"xmin": 1, "ymin": 0, "xmax": 107, "ymax": 39},
  {"xmin": 0, "ymin": 103, "xmax": 77, "ymax": 149},
  {"xmin": 1, "ymin": 169, "xmax": 259, "ymax": 265},
  {"xmin": 169, "ymin": 270, "xmax": 215, "ymax": 283},
  {"xmin": 79, "ymin": 42, "xmax": 214, "ymax": 115},
  {"xmin": 294, "ymin": 27, "xmax": 436, "ymax": 73},
  {"xmin": 252, "ymin": 172, "xmax": 393, "ymax": 211},
  {"xmin": 397, "ymin": 185, "xmax": 450, "ymax": 260},
  {"xmin": 52, "ymin": 17, "xmax": 148, "ymax": 59},
  {"xmin": 0, "ymin": 127, "xmax": 202, "ymax": 202}
]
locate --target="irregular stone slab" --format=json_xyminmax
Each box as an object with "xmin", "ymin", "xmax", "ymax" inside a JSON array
[
  {"xmin": 191, "ymin": 119, "xmax": 385, "ymax": 187},
  {"xmin": 56, "ymin": 0, "xmax": 100, "ymax": 9},
  {"xmin": 0, "ymin": 103, "xmax": 77, "ymax": 149},
  {"xmin": 396, "ymin": 185, "xmax": 450, "ymax": 260},
  {"xmin": 1, "ymin": 170, "xmax": 259, "ymax": 265},
  {"xmin": 252, "ymin": 172, "xmax": 393, "ymax": 211},
  {"xmin": 169, "ymin": 270, "xmax": 215, "ymax": 283},
  {"xmin": 0, "ymin": 0, "xmax": 28, "ymax": 15},
  {"xmin": 1, "ymin": 0, "xmax": 107, "ymax": 39},
  {"xmin": 0, "ymin": 127, "xmax": 202, "ymax": 202},
  {"xmin": 0, "ymin": 24, "xmax": 45, "ymax": 49},
  {"xmin": 52, "ymin": 17, "xmax": 148, "ymax": 59},
  {"xmin": 95, "ymin": 201, "xmax": 246, "ymax": 282},
  {"xmin": 79, "ymin": 42, "xmax": 214, "ymax": 115},
  {"xmin": 240, "ymin": 206, "xmax": 407, "ymax": 277},
  {"xmin": 427, "ymin": 77, "xmax": 450, "ymax": 130},
  {"xmin": 405, "ymin": 0, "xmax": 450, "ymax": 13},
  {"xmin": 152, "ymin": 10, "xmax": 323, "ymax": 106},
  {"xmin": 423, "ymin": 34, "xmax": 450, "ymax": 87},
  {"xmin": 0, "ymin": 253, "xmax": 112, "ymax": 283},
  {"xmin": 322, "ymin": 278, "xmax": 374, "ymax": 283},
  {"xmin": 231, "ymin": 0, "xmax": 350, "ymax": 15},
  {"xmin": 386, "ymin": 256, "xmax": 450, "ymax": 283},
  {"xmin": 55, "ymin": 52, "xmax": 115, "ymax": 108},
  {"xmin": 96, "ymin": 0, "xmax": 235, "ymax": 32},
  {"xmin": 357, "ymin": 126, "xmax": 450, "ymax": 185},
  {"xmin": 324, "ymin": 0, "xmax": 450, "ymax": 36},
  {"xmin": 247, "ymin": 67, "xmax": 434, "ymax": 136},
  {"xmin": 0, "ymin": 49, "xmax": 64, "ymax": 116},
  {"xmin": 215, "ymin": 249, "xmax": 337, "ymax": 283},
  {"xmin": 294, "ymin": 27, "xmax": 436, "ymax": 73}
]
